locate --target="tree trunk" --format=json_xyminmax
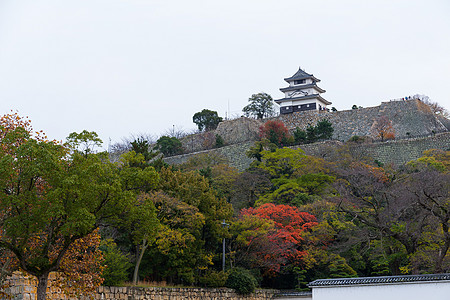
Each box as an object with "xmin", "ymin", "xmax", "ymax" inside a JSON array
[
  {"xmin": 36, "ymin": 272, "xmax": 50, "ymax": 300},
  {"xmin": 133, "ymin": 239, "xmax": 148, "ymax": 285}
]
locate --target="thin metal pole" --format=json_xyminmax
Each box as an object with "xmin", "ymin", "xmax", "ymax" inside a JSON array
[
  {"xmin": 221, "ymin": 219, "xmax": 229, "ymax": 272},
  {"xmin": 222, "ymin": 237, "xmax": 226, "ymax": 271}
]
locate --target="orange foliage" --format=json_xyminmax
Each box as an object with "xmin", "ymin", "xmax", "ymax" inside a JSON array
[
  {"xmin": 240, "ymin": 204, "xmax": 318, "ymax": 274},
  {"xmin": 350, "ymin": 162, "xmax": 390, "ymax": 183},
  {"xmin": 54, "ymin": 230, "xmax": 104, "ymax": 297},
  {"xmin": 0, "ymin": 111, "xmax": 48, "ymax": 142},
  {"xmin": 371, "ymin": 115, "xmax": 395, "ymax": 142}
]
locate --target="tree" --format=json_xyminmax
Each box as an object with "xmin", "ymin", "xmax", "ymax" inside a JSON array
[
  {"xmin": 246, "ymin": 139, "xmax": 277, "ymax": 163},
  {"xmin": 239, "ymin": 204, "xmax": 318, "ymax": 275},
  {"xmin": 306, "ymin": 125, "xmax": 317, "ymax": 143},
  {"xmin": 115, "ymin": 151, "xmax": 160, "ymax": 285},
  {"xmin": 242, "ymin": 93, "xmax": 276, "ymax": 119},
  {"xmin": 154, "ymin": 136, "xmax": 183, "ymax": 156},
  {"xmin": 293, "ymin": 128, "xmax": 307, "ymax": 144},
  {"xmin": 139, "ymin": 168, "xmax": 233, "ymax": 284},
  {"xmin": 259, "ymin": 120, "xmax": 292, "ymax": 147},
  {"xmin": 334, "ymin": 162, "xmax": 424, "ymax": 275},
  {"xmin": 100, "ymin": 239, "xmax": 131, "ymax": 286},
  {"xmin": 66, "ymin": 130, "xmax": 103, "ymax": 156},
  {"xmin": 230, "ymin": 168, "xmax": 273, "ymax": 211},
  {"xmin": 0, "ymin": 118, "xmax": 139, "ymax": 300},
  {"xmin": 193, "ymin": 109, "xmax": 223, "ymax": 132},
  {"xmin": 315, "ymin": 119, "xmax": 334, "ymax": 140},
  {"xmin": 419, "ymin": 95, "xmax": 450, "ymax": 118},
  {"xmin": 371, "ymin": 115, "xmax": 395, "ymax": 142}
]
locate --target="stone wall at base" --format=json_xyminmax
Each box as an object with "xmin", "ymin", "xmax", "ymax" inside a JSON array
[
  {"xmin": 1, "ymin": 273, "xmax": 277, "ymax": 300},
  {"xmin": 97, "ymin": 286, "xmax": 277, "ymax": 300},
  {"xmin": 3, "ymin": 272, "xmax": 78, "ymax": 300}
]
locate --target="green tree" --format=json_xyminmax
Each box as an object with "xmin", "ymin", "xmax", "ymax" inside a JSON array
[
  {"xmin": 242, "ymin": 92, "xmax": 276, "ymax": 119},
  {"xmin": 246, "ymin": 139, "xmax": 277, "ymax": 163},
  {"xmin": 0, "ymin": 125, "xmax": 137, "ymax": 300},
  {"xmin": 315, "ymin": 119, "xmax": 334, "ymax": 140},
  {"xmin": 193, "ymin": 109, "xmax": 223, "ymax": 131},
  {"xmin": 306, "ymin": 125, "xmax": 317, "ymax": 143},
  {"xmin": 154, "ymin": 136, "xmax": 183, "ymax": 156},
  {"xmin": 100, "ymin": 239, "xmax": 132, "ymax": 286},
  {"xmin": 137, "ymin": 168, "xmax": 233, "ymax": 284},
  {"xmin": 66, "ymin": 130, "xmax": 103, "ymax": 156},
  {"xmin": 116, "ymin": 151, "xmax": 160, "ymax": 285},
  {"xmin": 293, "ymin": 128, "xmax": 307, "ymax": 144},
  {"xmin": 215, "ymin": 134, "xmax": 225, "ymax": 148}
]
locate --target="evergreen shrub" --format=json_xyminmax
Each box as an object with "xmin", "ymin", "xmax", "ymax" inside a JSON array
[
  {"xmin": 199, "ymin": 270, "xmax": 228, "ymax": 287},
  {"xmin": 225, "ymin": 268, "xmax": 258, "ymax": 295}
]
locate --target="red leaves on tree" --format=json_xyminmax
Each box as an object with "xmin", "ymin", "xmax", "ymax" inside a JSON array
[
  {"xmin": 240, "ymin": 203, "xmax": 317, "ymax": 275},
  {"xmin": 259, "ymin": 120, "xmax": 292, "ymax": 147}
]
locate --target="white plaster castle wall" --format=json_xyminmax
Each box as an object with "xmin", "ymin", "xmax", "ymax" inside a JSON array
[{"xmin": 313, "ymin": 281, "xmax": 450, "ymax": 300}]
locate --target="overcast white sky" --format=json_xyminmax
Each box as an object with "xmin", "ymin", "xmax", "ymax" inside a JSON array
[{"xmin": 0, "ymin": 0, "xmax": 449, "ymax": 148}]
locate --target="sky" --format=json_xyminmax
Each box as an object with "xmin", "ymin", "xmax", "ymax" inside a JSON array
[{"xmin": 0, "ymin": 0, "xmax": 449, "ymax": 149}]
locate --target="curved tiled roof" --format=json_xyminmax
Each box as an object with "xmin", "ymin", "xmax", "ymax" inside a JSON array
[
  {"xmin": 274, "ymin": 290, "xmax": 312, "ymax": 298},
  {"xmin": 275, "ymin": 94, "xmax": 332, "ymax": 105},
  {"xmin": 284, "ymin": 67, "xmax": 320, "ymax": 82},
  {"xmin": 280, "ymin": 83, "xmax": 326, "ymax": 94},
  {"xmin": 309, "ymin": 273, "xmax": 450, "ymax": 287}
]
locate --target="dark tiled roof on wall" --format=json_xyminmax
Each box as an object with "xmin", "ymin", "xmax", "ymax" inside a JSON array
[{"xmin": 309, "ymin": 273, "xmax": 450, "ymax": 287}]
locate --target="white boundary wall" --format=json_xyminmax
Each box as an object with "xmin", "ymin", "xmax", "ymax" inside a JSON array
[{"xmin": 313, "ymin": 280, "xmax": 450, "ymax": 300}]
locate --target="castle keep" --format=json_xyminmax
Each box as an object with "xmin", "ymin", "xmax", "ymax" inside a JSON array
[{"xmin": 276, "ymin": 67, "xmax": 331, "ymax": 114}]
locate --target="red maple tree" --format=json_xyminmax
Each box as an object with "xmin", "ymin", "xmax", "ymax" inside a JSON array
[
  {"xmin": 259, "ymin": 120, "xmax": 292, "ymax": 147},
  {"xmin": 240, "ymin": 203, "xmax": 318, "ymax": 274}
]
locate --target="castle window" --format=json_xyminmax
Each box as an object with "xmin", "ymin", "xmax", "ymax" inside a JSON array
[{"xmin": 294, "ymin": 79, "xmax": 306, "ymax": 85}]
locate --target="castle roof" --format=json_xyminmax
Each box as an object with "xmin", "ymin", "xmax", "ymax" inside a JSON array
[
  {"xmin": 309, "ymin": 273, "xmax": 450, "ymax": 288},
  {"xmin": 284, "ymin": 67, "xmax": 320, "ymax": 82},
  {"xmin": 280, "ymin": 83, "xmax": 326, "ymax": 94},
  {"xmin": 275, "ymin": 94, "xmax": 332, "ymax": 105}
]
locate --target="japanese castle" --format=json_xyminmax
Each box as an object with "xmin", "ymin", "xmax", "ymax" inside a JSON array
[{"xmin": 276, "ymin": 67, "xmax": 331, "ymax": 114}]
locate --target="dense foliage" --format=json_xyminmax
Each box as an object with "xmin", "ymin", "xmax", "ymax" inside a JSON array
[
  {"xmin": 193, "ymin": 109, "xmax": 223, "ymax": 131},
  {"xmin": 154, "ymin": 135, "xmax": 183, "ymax": 156},
  {"xmin": 1, "ymin": 112, "xmax": 448, "ymax": 296},
  {"xmin": 242, "ymin": 92, "xmax": 276, "ymax": 119}
]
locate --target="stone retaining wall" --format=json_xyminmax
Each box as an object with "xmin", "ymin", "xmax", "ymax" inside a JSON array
[
  {"xmin": 97, "ymin": 286, "xmax": 277, "ymax": 300},
  {"xmin": 180, "ymin": 118, "xmax": 262, "ymax": 154},
  {"xmin": 278, "ymin": 99, "xmax": 447, "ymax": 142},
  {"xmin": 164, "ymin": 141, "xmax": 255, "ymax": 171},
  {"xmin": 1, "ymin": 272, "xmax": 277, "ymax": 300},
  {"xmin": 2, "ymin": 272, "xmax": 77, "ymax": 300},
  {"xmin": 170, "ymin": 99, "xmax": 447, "ymax": 158},
  {"xmin": 165, "ymin": 133, "xmax": 450, "ymax": 171}
]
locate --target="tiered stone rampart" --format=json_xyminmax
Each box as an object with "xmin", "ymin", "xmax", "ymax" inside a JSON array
[
  {"xmin": 164, "ymin": 132, "xmax": 450, "ymax": 171},
  {"xmin": 278, "ymin": 99, "xmax": 447, "ymax": 141},
  {"xmin": 180, "ymin": 117, "xmax": 262, "ymax": 153},
  {"xmin": 172, "ymin": 99, "xmax": 447, "ymax": 159}
]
